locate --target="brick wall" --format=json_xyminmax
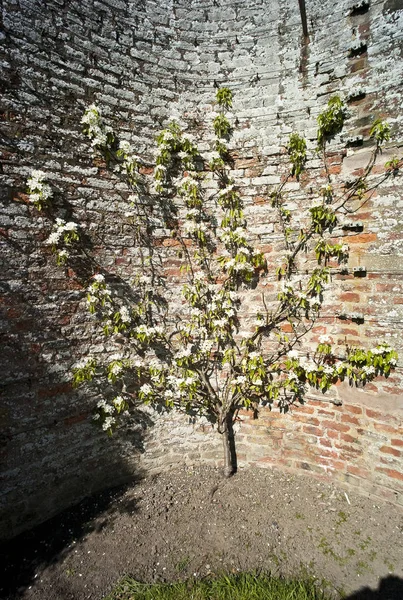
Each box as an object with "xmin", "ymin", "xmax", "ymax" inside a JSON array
[{"xmin": 1, "ymin": 0, "xmax": 402, "ymax": 539}]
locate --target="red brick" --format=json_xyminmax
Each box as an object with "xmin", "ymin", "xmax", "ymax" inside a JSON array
[
  {"xmin": 391, "ymin": 439, "xmax": 403, "ymax": 447},
  {"xmin": 316, "ymin": 447, "xmax": 340, "ymax": 459},
  {"xmin": 259, "ymin": 244, "xmax": 273, "ymax": 254},
  {"xmin": 267, "ymin": 420, "xmax": 287, "ymax": 430},
  {"xmin": 375, "ymin": 467, "xmax": 403, "ymax": 482},
  {"xmin": 139, "ymin": 166, "xmax": 154, "ymax": 175},
  {"xmin": 373, "ymin": 422, "xmax": 401, "ymax": 436},
  {"xmin": 340, "ymin": 292, "xmax": 360, "ymax": 302},
  {"xmin": 115, "ymin": 257, "xmax": 130, "ymax": 265},
  {"xmin": 338, "ymin": 446, "xmax": 363, "ymax": 457},
  {"xmin": 366, "ymin": 409, "xmax": 397, "ymax": 422},
  {"xmin": 383, "ymin": 385, "xmax": 403, "ymax": 395},
  {"xmin": 38, "ymin": 383, "xmax": 72, "ymax": 398},
  {"xmin": 344, "ymin": 405, "xmax": 363, "ymax": 415},
  {"xmin": 234, "ymin": 158, "xmax": 259, "ymax": 169},
  {"xmin": 376, "ymin": 283, "xmax": 400, "ymax": 292},
  {"xmin": 245, "ymin": 168, "xmax": 262, "ymax": 177},
  {"xmin": 347, "ymin": 465, "xmax": 371, "ymax": 478},
  {"xmin": 338, "ymin": 328, "xmax": 360, "ymax": 336},
  {"xmin": 322, "ymin": 420, "xmax": 350, "ymax": 433},
  {"xmin": 14, "ymin": 192, "xmax": 30, "ymax": 203},
  {"xmin": 317, "ymin": 409, "xmax": 334, "ymax": 417},
  {"xmin": 164, "ymin": 268, "xmax": 182, "ymax": 276},
  {"xmin": 350, "ymin": 57, "xmax": 367, "ymax": 73},
  {"xmin": 341, "ymin": 414, "xmax": 361, "ymax": 426},
  {"xmin": 341, "ymin": 433, "xmax": 358, "ymax": 444},
  {"xmin": 348, "ymin": 233, "xmax": 377, "ymax": 244},
  {"xmin": 380, "ymin": 446, "xmax": 401, "ymax": 457},
  {"xmin": 302, "ymin": 425, "xmax": 322, "ymax": 436},
  {"xmin": 64, "ymin": 413, "xmax": 88, "ymax": 426},
  {"xmin": 318, "ymin": 458, "xmax": 345, "ymax": 470},
  {"xmin": 291, "ymin": 405, "xmax": 315, "ymax": 414},
  {"xmin": 360, "ymin": 382, "xmax": 378, "ymax": 393}
]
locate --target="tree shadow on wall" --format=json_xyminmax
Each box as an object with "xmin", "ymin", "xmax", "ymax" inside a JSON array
[
  {"xmin": 0, "ymin": 209, "xmax": 155, "ymax": 598},
  {"xmin": 344, "ymin": 575, "xmax": 403, "ymax": 600}
]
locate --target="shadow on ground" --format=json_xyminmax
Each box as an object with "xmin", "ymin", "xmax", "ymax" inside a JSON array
[
  {"xmin": 0, "ymin": 480, "xmax": 144, "ymax": 599},
  {"xmin": 344, "ymin": 575, "xmax": 403, "ymax": 600}
]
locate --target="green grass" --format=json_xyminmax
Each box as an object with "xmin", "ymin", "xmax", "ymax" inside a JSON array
[{"xmin": 104, "ymin": 572, "xmax": 332, "ymax": 600}]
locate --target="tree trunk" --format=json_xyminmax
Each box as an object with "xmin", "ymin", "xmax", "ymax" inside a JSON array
[{"xmin": 221, "ymin": 412, "xmax": 237, "ymax": 478}]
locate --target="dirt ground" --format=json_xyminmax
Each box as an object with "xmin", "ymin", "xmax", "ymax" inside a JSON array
[{"xmin": 1, "ymin": 465, "xmax": 403, "ymax": 600}]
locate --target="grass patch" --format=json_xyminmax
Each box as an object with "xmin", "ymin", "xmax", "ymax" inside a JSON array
[{"xmin": 104, "ymin": 572, "xmax": 332, "ymax": 600}]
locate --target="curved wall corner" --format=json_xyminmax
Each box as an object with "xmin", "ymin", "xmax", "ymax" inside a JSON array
[{"xmin": 1, "ymin": 0, "xmax": 402, "ymax": 539}]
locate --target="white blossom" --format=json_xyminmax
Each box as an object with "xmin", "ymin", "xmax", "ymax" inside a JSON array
[
  {"xmin": 119, "ymin": 140, "xmax": 132, "ymax": 154},
  {"xmin": 64, "ymin": 221, "xmax": 78, "ymax": 231},
  {"xmin": 113, "ymin": 396, "xmax": 125, "ymax": 408},
  {"xmin": 140, "ymin": 383, "xmax": 153, "ymax": 395},
  {"xmin": 75, "ymin": 356, "xmax": 94, "ymax": 370},
  {"xmin": 110, "ymin": 364, "xmax": 123, "ymax": 376},
  {"xmin": 102, "ymin": 416, "xmax": 116, "ymax": 430},
  {"xmin": 213, "ymin": 318, "xmax": 227, "ymax": 328},
  {"xmin": 176, "ymin": 346, "xmax": 192, "ymax": 359},
  {"xmin": 200, "ymin": 339, "xmax": 214, "ymax": 353},
  {"xmin": 46, "ymin": 232, "xmax": 61, "ymax": 245},
  {"xmin": 120, "ymin": 306, "xmax": 131, "ymax": 323},
  {"xmin": 371, "ymin": 348, "xmax": 383, "ymax": 355},
  {"xmin": 218, "ymin": 185, "xmax": 234, "ymax": 196}
]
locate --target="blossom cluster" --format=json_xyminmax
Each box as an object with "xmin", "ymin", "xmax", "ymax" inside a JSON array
[
  {"xmin": 209, "ymin": 105, "xmax": 266, "ymax": 282},
  {"xmin": 283, "ymin": 341, "xmax": 398, "ymax": 394},
  {"xmin": 93, "ymin": 396, "xmax": 129, "ymax": 432},
  {"xmin": 81, "ymin": 104, "xmax": 114, "ymax": 151},
  {"xmin": 86, "ymin": 273, "xmax": 112, "ymax": 314},
  {"xmin": 116, "ymin": 140, "xmax": 141, "ymax": 186},
  {"xmin": 72, "ymin": 357, "xmax": 97, "ymax": 387},
  {"xmin": 215, "ymin": 185, "xmax": 265, "ymax": 282},
  {"xmin": 137, "ymin": 365, "xmax": 202, "ymax": 411},
  {"xmin": 45, "ymin": 218, "xmax": 80, "ymax": 265},
  {"xmin": 154, "ymin": 121, "xmax": 198, "ymax": 193},
  {"xmin": 27, "ymin": 170, "xmax": 53, "ymax": 210}
]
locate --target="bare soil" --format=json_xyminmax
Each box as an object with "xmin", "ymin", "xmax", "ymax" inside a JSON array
[{"xmin": 1, "ymin": 466, "xmax": 403, "ymax": 600}]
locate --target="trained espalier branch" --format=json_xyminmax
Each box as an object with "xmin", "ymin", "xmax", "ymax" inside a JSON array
[{"xmin": 26, "ymin": 91, "xmax": 400, "ymax": 478}]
